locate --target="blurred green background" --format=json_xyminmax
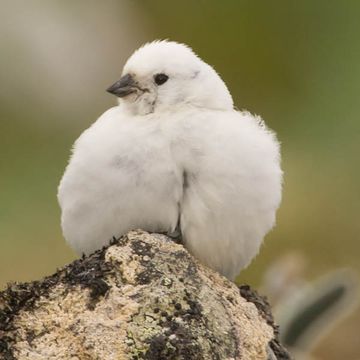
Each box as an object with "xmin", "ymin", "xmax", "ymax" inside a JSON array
[{"xmin": 1, "ymin": 1, "xmax": 359, "ymax": 358}]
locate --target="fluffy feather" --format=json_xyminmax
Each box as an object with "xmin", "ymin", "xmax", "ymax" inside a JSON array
[{"xmin": 58, "ymin": 40, "xmax": 282, "ymax": 280}]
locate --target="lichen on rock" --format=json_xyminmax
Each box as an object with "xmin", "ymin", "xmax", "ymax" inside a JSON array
[{"xmin": 0, "ymin": 230, "xmax": 290, "ymax": 359}]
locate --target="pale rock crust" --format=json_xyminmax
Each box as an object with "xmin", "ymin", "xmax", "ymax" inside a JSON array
[{"xmin": 0, "ymin": 230, "xmax": 289, "ymax": 359}]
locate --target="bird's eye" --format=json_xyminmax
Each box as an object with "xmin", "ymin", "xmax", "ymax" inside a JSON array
[{"xmin": 154, "ymin": 73, "xmax": 169, "ymax": 85}]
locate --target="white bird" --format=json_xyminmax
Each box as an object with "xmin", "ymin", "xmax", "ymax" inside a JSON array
[{"xmin": 58, "ymin": 40, "xmax": 282, "ymax": 280}]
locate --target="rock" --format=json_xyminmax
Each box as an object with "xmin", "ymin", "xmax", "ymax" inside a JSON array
[{"xmin": 0, "ymin": 230, "xmax": 290, "ymax": 359}]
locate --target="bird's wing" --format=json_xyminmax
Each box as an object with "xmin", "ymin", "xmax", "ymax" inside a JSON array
[
  {"xmin": 174, "ymin": 110, "xmax": 282, "ymax": 279},
  {"xmin": 58, "ymin": 107, "xmax": 182, "ymax": 255}
]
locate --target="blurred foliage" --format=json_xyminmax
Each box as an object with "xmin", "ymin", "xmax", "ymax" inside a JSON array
[{"xmin": 0, "ymin": 1, "xmax": 359, "ymax": 358}]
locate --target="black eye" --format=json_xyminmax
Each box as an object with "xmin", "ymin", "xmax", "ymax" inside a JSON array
[{"xmin": 154, "ymin": 73, "xmax": 169, "ymax": 85}]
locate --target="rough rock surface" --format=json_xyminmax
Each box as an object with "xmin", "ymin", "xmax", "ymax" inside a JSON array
[{"xmin": 0, "ymin": 230, "xmax": 290, "ymax": 359}]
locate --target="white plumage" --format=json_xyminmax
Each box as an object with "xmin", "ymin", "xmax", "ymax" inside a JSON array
[{"xmin": 58, "ymin": 40, "xmax": 282, "ymax": 280}]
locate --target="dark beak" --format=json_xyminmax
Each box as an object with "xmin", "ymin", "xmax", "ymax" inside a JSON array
[{"xmin": 106, "ymin": 74, "xmax": 137, "ymax": 97}]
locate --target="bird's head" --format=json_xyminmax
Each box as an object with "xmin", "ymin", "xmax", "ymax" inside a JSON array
[{"xmin": 107, "ymin": 40, "xmax": 233, "ymax": 116}]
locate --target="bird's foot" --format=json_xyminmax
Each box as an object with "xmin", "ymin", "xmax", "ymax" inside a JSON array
[
  {"xmin": 165, "ymin": 228, "xmax": 183, "ymax": 244},
  {"xmin": 157, "ymin": 226, "xmax": 183, "ymax": 244}
]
